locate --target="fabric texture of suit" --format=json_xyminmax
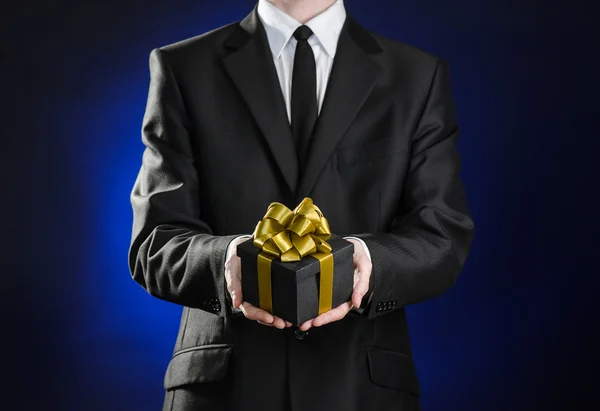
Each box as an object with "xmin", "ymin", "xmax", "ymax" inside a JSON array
[{"xmin": 128, "ymin": 4, "xmax": 475, "ymax": 411}]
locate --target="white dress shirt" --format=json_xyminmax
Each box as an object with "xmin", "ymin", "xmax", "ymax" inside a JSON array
[
  {"xmin": 226, "ymin": 0, "xmax": 372, "ymax": 310},
  {"xmin": 258, "ymin": 0, "xmax": 345, "ymax": 122}
]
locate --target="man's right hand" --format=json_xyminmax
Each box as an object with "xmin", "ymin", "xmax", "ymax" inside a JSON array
[{"xmin": 225, "ymin": 236, "xmax": 292, "ymax": 329}]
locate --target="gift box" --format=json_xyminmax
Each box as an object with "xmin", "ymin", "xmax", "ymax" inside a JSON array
[{"xmin": 237, "ymin": 198, "xmax": 355, "ymax": 326}]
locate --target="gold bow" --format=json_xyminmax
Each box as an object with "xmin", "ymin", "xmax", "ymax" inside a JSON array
[{"xmin": 251, "ymin": 197, "xmax": 334, "ymax": 316}]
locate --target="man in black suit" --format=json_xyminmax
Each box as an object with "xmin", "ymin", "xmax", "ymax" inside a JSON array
[{"xmin": 128, "ymin": 0, "xmax": 474, "ymax": 410}]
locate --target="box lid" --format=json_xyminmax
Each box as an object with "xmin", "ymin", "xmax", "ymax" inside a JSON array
[{"xmin": 237, "ymin": 234, "xmax": 354, "ymax": 281}]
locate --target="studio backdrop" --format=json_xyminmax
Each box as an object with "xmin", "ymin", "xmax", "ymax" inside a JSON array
[{"xmin": 3, "ymin": 0, "xmax": 597, "ymax": 410}]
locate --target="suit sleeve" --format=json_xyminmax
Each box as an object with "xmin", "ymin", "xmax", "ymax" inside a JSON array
[
  {"xmin": 127, "ymin": 48, "xmax": 239, "ymax": 317},
  {"xmin": 352, "ymin": 58, "xmax": 475, "ymax": 319}
]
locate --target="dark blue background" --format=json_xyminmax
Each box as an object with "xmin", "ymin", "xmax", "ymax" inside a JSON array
[{"xmin": 4, "ymin": 0, "xmax": 598, "ymax": 410}]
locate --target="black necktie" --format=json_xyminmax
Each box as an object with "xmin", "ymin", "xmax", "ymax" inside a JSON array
[{"xmin": 291, "ymin": 25, "xmax": 318, "ymax": 178}]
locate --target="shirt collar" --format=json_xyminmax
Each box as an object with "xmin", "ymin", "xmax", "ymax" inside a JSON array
[{"xmin": 257, "ymin": 0, "xmax": 346, "ymax": 59}]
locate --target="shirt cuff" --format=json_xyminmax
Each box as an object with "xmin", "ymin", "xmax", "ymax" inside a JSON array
[
  {"xmin": 226, "ymin": 234, "xmax": 252, "ymax": 262},
  {"xmin": 342, "ymin": 236, "xmax": 372, "ymax": 262}
]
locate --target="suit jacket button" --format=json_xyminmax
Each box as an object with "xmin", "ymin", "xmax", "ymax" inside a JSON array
[{"xmin": 294, "ymin": 328, "xmax": 307, "ymax": 340}]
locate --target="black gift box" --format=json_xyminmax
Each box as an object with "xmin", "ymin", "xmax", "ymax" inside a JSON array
[{"xmin": 237, "ymin": 234, "xmax": 355, "ymax": 326}]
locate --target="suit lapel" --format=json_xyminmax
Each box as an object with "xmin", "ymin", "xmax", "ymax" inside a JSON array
[
  {"xmin": 223, "ymin": 5, "xmax": 299, "ymax": 194},
  {"xmin": 223, "ymin": 8, "xmax": 383, "ymax": 199},
  {"xmin": 296, "ymin": 14, "xmax": 383, "ymax": 199}
]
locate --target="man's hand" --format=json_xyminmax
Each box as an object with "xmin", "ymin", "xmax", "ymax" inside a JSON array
[
  {"xmin": 298, "ymin": 238, "xmax": 372, "ymax": 331},
  {"xmin": 225, "ymin": 236, "xmax": 292, "ymax": 329}
]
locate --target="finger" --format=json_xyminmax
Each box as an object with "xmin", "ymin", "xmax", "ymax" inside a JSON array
[
  {"xmin": 352, "ymin": 258, "xmax": 372, "ymax": 308},
  {"xmin": 271, "ymin": 316, "xmax": 286, "ymax": 329},
  {"xmin": 226, "ymin": 261, "xmax": 243, "ymax": 308},
  {"xmin": 352, "ymin": 273, "xmax": 370, "ymax": 308},
  {"xmin": 257, "ymin": 317, "xmax": 288, "ymax": 329},
  {"xmin": 285, "ymin": 321, "xmax": 293, "ymax": 327},
  {"xmin": 353, "ymin": 252, "xmax": 370, "ymax": 272},
  {"xmin": 230, "ymin": 281, "xmax": 243, "ymax": 308},
  {"xmin": 299, "ymin": 318, "xmax": 314, "ymax": 331},
  {"xmin": 240, "ymin": 302, "xmax": 275, "ymax": 324},
  {"xmin": 312, "ymin": 301, "xmax": 353, "ymax": 327}
]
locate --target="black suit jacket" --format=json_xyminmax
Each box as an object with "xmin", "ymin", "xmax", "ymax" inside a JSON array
[{"xmin": 128, "ymin": 5, "xmax": 474, "ymax": 411}]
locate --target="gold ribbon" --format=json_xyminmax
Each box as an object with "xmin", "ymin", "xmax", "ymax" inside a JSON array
[{"xmin": 251, "ymin": 197, "xmax": 334, "ymax": 316}]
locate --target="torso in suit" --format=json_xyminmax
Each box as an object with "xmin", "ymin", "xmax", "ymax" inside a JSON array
[{"xmin": 127, "ymin": 2, "xmax": 475, "ymax": 410}]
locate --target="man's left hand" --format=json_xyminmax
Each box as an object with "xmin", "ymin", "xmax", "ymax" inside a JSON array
[{"xmin": 298, "ymin": 238, "xmax": 372, "ymax": 331}]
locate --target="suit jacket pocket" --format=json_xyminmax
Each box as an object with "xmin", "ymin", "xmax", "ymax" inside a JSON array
[
  {"xmin": 366, "ymin": 348, "xmax": 420, "ymax": 396},
  {"xmin": 335, "ymin": 136, "xmax": 407, "ymax": 168},
  {"xmin": 164, "ymin": 344, "xmax": 233, "ymax": 390}
]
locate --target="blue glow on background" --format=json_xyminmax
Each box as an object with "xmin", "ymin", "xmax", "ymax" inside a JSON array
[{"xmin": 7, "ymin": 0, "xmax": 596, "ymax": 410}]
